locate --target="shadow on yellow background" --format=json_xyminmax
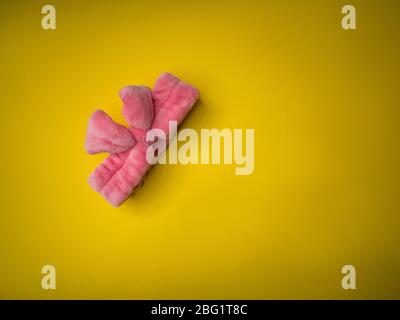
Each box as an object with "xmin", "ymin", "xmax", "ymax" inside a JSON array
[{"xmin": 0, "ymin": 0, "xmax": 399, "ymax": 299}]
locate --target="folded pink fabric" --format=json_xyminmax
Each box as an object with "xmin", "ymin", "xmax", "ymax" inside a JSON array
[
  {"xmin": 85, "ymin": 109, "xmax": 136, "ymax": 154},
  {"xmin": 85, "ymin": 73, "xmax": 200, "ymax": 207}
]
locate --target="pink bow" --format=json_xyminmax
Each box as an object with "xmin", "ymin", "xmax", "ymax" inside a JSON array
[{"xmin": 85, "ymin": 73, "xmax": 199, "ymax": 207}]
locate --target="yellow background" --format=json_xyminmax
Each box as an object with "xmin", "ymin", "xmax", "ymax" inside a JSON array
[{"xmin": 0, "ymin": 0, "xmax": 399, "ymax": 299}]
